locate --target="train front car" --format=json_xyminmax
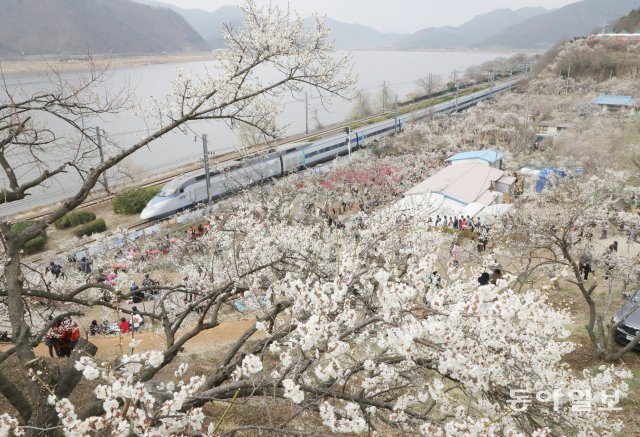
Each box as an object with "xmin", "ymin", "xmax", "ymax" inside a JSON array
[{"xmin": 140, "ymin": 178, "xmax": 190, "ymax": 220}]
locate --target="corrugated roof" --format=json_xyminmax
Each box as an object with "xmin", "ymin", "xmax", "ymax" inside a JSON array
[
  {"xmin": 497, "ymin": 175, "xmax": 517, "ymax": 185},
  {"xmin": 461, "ymin": 202, "xmax": 486, "ymax": 218},
  {"xmin": 475, "ymin": 191, "xmax": 501, "ymax": 205},
  {"xmin": 445, "ymin": 150, "xmax": 504, "ymax": 164},
  {"xmin": 405, "ymin": 162, "xmax": 504, "ymax": 206},
  {"xmin": 591, "ymin": 95, "xmax": 634, "ymax": 106}
]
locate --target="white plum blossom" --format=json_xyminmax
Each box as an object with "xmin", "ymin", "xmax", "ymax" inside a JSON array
[
  {"xmin": 282, "ymin": 379, "xmax": 304, "ymax": 404},
  {"xmin": 0, "ymin": 414, "xmax": 23, "ymax": 437},
  {"xmin": 240, "ymin": 354, "xmax": 263, "ymax": 377},
  {"xmin": 2, "ymin": 35, "xmax": 639, "ymax": 436}
]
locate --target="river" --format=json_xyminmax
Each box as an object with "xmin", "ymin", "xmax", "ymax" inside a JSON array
[{"xmin": 0, "ymin": 50, "xmax": 508, "ymax": 217}]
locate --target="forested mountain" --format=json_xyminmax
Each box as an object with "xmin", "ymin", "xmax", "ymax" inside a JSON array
[
  {"xmin": 4, "ymin": 0, "xmax": 636, "ymax": 57},
  {"xmin": 311, "ymin": 17, "xmax": 405, "ymax": 49},
  {"xmin": 139, "ymin": 1, "xmax": 406, "ymax": 49},
  {"xmin": 614, "ymin": 8, "xmax": 640, "ymax": 33},
  {"xmin": 0, "ymin": 0, "xmax": 210, "ymax": 56},
  {"xmin": 395, "ymin": 7, "xmax": 549, "ymax": 49},
  {"xmin": 479, "ymin": 0, "xmax": 640, "ymax": 49},
  {"xmin": 139, "ymin": 1, "xmax": 244, "ymax": 47}
]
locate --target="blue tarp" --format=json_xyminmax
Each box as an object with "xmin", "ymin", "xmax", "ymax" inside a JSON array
[
  {"xmin": 233, "ymin": 296, "xmax": 268, "ymax": 313},
  {"xmin": 534, "ymin": 167, "xmax": 583, "ymax": 192},
  {"xmin": 592, "ymin": 95, "xmax": 634, "ymax": 107},
  {"xmin": 445, "ymin": 150, "xmax": 504, "ymax": 165}
]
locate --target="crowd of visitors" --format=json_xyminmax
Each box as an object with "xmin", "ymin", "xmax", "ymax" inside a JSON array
[
  {"xmin": 432, "ymin": 214, "xmax": 485, "ymax": 233},
  {"xmin": 87, "ymin": 307, "xmax": 145, "ymax": 337}
]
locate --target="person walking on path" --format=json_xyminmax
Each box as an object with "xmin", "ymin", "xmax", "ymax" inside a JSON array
[
  {"xmin": 450, "ymin": 242, "xmax": 461, "ymax": 268},
  {"xmin": 579, "ymin": 247, "xmax": 593, "ymax": 281},
  {"xmin": 78, "ymin": 256, "xmax": 92, "ymax": 275},
  {"xmin": 604, "ymin": 243, "xmax": 618, "ymax": 281},
  {"xmin": 46, "ymin": 261, "xmax": 62, "ymax": 278}
]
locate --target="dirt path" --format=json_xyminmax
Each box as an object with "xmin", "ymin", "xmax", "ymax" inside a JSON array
[{"xmin": 0, "ymin": 318, "xmax": 259, "ymax": 360}]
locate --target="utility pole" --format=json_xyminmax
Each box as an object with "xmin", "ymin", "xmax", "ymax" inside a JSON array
[
  {"xmin": 95, "ymin": 127, "xmax": 109, "ymax": 193},
  {"xmin": 523, "ymin": 93, "xmax": 530, "ymax": 146},
  {"xmin": 305, "ymin": 92, "xmax": 309, "ymax": 134},
  {"xmin": 382, "ymin": 81, "xmax": 387, "ymax": 113},
  {"xmin": 346, "ymin": 126, "xmax": 351, "ymax": 156},
  {"xmin": 566, "ymin": 64, "xmax": 571, "ymax": 94},
  {"xmin": 202, "ymin": 134, "xmax": 212, "ymax": 204},
  {"xmin": 490, "ymin": 71, "xmax": 495, "ymax": 99},
  {"xmin": 453, "ymin": 70, "xmax": 459, "ymax": 112},
  {"xmin": 394, "ymin": 96, "xmax": 399, "ymax": 134},
  {"xmin": 428, "ymin": 73, "xmax": 433, "ymax": 98}
]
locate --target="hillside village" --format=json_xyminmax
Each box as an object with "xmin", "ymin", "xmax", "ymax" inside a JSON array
[{"xmin": 2, "ymin": 2, "xmax": 640, "ymax": 436}]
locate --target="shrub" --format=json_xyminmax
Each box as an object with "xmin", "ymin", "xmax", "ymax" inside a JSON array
[
  {"xmin": 459, "ymin": 229, "xmax": 479, "ymax": 241},
  {"xmin": 74, "ymin": 219, "xmax": 107, "ymax": 238},
  {"xmin": 11, "ymin": 220, "xmax": 47, "ymax": 254},
  {"xmin": 436, "ymin": 226, "xmax": 478, "ymax": 240},
  {"xmin": 54, "ymin": 211, "xmax": 96, "ymax": 229},
  {"xmin": 23, "ymin": 235, "xmax": 47, "ymax": 254},
  {"xmin": 113, "ymin": 186, "xmax": 161, "ymax": 215}
]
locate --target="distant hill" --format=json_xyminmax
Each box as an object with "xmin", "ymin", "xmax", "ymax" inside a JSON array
[
  {"xmin": 479, "ymin": 0, "xmax": 640, "ymax": 49},
  {"xmin": 310, "ymin": 18, "xmax": 405, "ymax": 49},
  {"xmin": 138, "ymin": 1, "xmax": 244, "ymax": 47},
  {"xmin": 138, "ymin": 1, "xmax": 406, "ymax": 49},
  {"xmin": 613, "ymin": 8, "xmax": 640, "ymax": 33},
  {"xmin": 395, "ymin": 7, "xmax": 549, "ymax": 49},
  {"xmin": 0, "ymin": 0, "xmax": 210, "ymax": 57}
]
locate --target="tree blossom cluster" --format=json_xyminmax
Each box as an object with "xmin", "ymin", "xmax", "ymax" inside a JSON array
[
  {"xmin": 491, "ymin": 172, "xmax": 640, "ymax": 359},
  {"xmin": 4, "ymin": 28, "xmax": 640, "ymax": 434},
  {"xmin": 39, "ymin": 352, "xmax": 209, "ymax": 436},
  {"xmin": 2, "ymin": 191, "xmax": 635, "ymax": 434}
]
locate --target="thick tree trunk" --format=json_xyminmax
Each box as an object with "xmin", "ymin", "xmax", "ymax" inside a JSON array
[
  {"xmin": 4, "ymin": 241, "xmax": 36, "ymax": 367},
  {"xmin": 3, "ymin": 239, "xmax": 100, "ymax": 434},
  {"xmin": 25, "ymin": 393, "xmax": 62, "ymax": 437},
  {"xmin": 3, "ymin": 239, "xmax": 42, "ymax": 421}
]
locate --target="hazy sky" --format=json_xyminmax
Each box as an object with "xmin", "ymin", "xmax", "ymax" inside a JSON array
[{"xmin": 157, "ymin": 0, "xmax": 578, "ymax": 33}]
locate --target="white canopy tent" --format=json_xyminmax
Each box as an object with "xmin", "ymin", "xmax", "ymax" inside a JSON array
[
  {"xmin": 477, "ymin": 203, "xmax": 512, "ymax": 219},
  {"xmin": 460, "ymin": 202, "xmax": 486, "ymax": 218}
]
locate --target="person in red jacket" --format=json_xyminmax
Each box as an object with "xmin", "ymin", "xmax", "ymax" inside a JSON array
[
  {"xmin": 119, "ymin": 317, "xmax": 131, "ymax": 334},
  {"xmin": 57, "ymin": 317, "xmax": 81, "ymax": 357}
]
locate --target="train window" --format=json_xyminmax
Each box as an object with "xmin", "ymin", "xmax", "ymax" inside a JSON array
[{"xmin": 158, "ymin": 187, "xmax": 179, "ymax": 197}]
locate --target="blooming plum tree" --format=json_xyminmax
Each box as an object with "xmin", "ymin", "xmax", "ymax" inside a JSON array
[
  {"xmin": 494, "ymin": 173, "xmax": 640, "ymax": 360},
  {"xmin": 0, "ymin": 181, "xmax": 634, "ymax": 435},
  {"xmin": 0, "ymin": 0, "xmax": 354, "ymax": 433}
]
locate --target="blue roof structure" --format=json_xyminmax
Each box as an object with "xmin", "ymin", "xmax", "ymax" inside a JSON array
[
  {"xmin": 445, "ymin": 150, "xmax": 504, "ymax": 165},
  {"xmin": 591, "ymin": 95, "xmax": 635, "ymax": 107}
]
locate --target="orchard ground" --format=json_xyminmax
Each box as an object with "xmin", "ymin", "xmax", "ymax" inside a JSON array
[{"xmin": 4, "ymin": 41, "xmax": 640, "ymax": 433}]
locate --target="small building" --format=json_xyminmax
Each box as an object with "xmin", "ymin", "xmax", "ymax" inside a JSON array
[
  {"xmin": 405, "ymin": 162, "xmax": 515, "ymax": 216},
  {"xmin": 445, "ymin": 150, "xmax": 504, "ymax": 169},
  {"xmin": 535, "ymin": 121, "xmax": 570, "ymax": 142},
  {"xmin": 591, "ymin": 95, "xmax": 636, "ymax": 114}
]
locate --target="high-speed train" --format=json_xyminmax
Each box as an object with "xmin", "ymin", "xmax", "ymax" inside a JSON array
[{"xmin": 140, "ymin": 78, "xmax": 520, "ymax": 220}]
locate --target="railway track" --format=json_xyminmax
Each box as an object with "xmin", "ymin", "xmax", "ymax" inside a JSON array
[
  {"xmin": 22, "ymin": 75, "xmax": 525, "ymax": 265},
  {"xmin": 8, "ymin": 75, "xmax": 523, "ymax": 224}
]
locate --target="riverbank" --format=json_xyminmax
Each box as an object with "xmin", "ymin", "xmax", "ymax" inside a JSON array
[
  {"xmin": 0, "ymin": 48, "xmax": 539, "ymax": 76},
  {"xmin": 0, "ymin": 52, "xmax": 217, "ymax": 75}
]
